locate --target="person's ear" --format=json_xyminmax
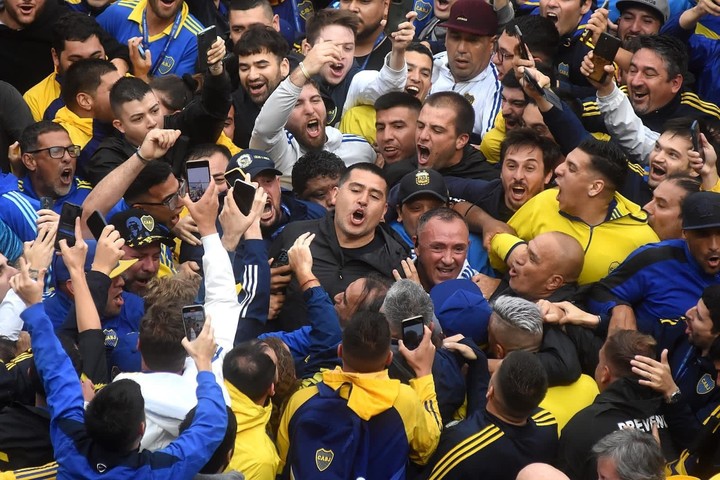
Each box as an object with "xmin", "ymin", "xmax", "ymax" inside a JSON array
[
  {"xmin": 112, "ymin": 119, "xmax": 125, "ymax": 134},
  {"xmin": 599, "ymin": 364, "xmax": 611, "ymax": 386},
  {"xmin": 494, "ymin": 343, "xmax": 505, "ymax": 359},
  {"xmin": 65, "ymin": 279, "xmax": 75, "ymax": 296},
  {"xmin": 546, "ymin": 273, "xmax": 563, "ymax": 290},
  {"xmin": 486, "ymin": 383, "xmax": 495, "ymax": 402},
  {"xmin": 588, "ymin": 179, "xmax": 605, "ymax": 198},
  {"xmin": 268, "ymin": 382, "xmax": 276, "ymax": 398},
  {"xmin": 301, "ymin": 39, "xmax": 312, "ymax": 56},
  {"xmin": 580, "ymin": 0, "xmax": 592, "ymax": 14},
  {"xmin": 330, "ymin": 186, "xmax": 339, "ymax": 205},
  {"xmin": 337, "ymin": 343, "xmax": 343, "ymax": 359},
  {"xmin": 670, "ymin": 74, "xmax": 683, "ymax": 94},
  {"xmin": 385, "ymin": 349, "xmax": 393, "ymax": 366},
  {"xmin": 51, "ymin": 48, "xmax": 60, "ymax": 71},
  {"xmin": 76, "ymin": 92, "xmax": 93, "ymax": 113},
  {"xmin": 272, "ymin": 13, "xmax": 280, "ymax": 32},
  {"xmin": 543, "ymin": 169, "xmax": 553, "ymax": 185},
  {"xmin": 21, "ymin": 153, "xmax": 37, "ymax": 172},
  {"xmin": 396, "ymin": 205, "xmax": 403, "ymax": 223},
  {"xmin": 280, "ymin": 57, "xmax": 290, "ymax": 79},
  {"xmin": 455, "ymin": 132, "xmax": 470, "ymax": 150}
]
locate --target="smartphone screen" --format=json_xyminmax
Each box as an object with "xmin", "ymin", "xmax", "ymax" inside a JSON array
[
  {"xmin": 186, "ymin": 160, "xmax": 211, "ymax": 202},
  {"xmin": 691, "ymin": 120, "xmax": 705, "ymax": 163},
  {"xmin": 182, "ymin": 304, "xmax": 205, "ymax": 340},
  {"xmin": 86, "ymin": 210, "xmax": 107, "ymax": 241},
  {"xmin": 196, "ymin": 25, "xmax": 217, "ymax": 71},
  {"xmin": 56, "ymin": 203, "xmax": 83, "ymax": 250},
  {"xmin": 233, "ymin": 179, "xmax": 257, "ymax": 216},
  {"xmin": 401, "ymin": 315, "xmax": 424, "ymax": 350}
]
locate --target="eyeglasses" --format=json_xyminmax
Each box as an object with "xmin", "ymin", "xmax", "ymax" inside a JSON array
[
  {"xmin": 135, "ymin": 178, "xmax": 187, "ymax": 210},
  {"xmin": 26, "ymin": 145, "xmax": 81, "ymax": 159},
  {"xmin": 493, "ymin": 42, "xmax": 514, "ymax": 62}
]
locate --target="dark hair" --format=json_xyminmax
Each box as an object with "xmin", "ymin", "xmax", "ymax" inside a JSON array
[
  {"xmin": 374, "ymin": 91, "xmax": 423, "ymax": 113},
  {"xmin": 494, "ymin": 351, "xmax": 548, "ymax": 418},
  {"xmin": 234, "ymin": 24, "xmax": 289, "ymax": 58},
  {"xmin": 702, "ymin": 284, "xmax": 720, "ymax": 334},
  {"xmin": 338, "ymin": 163, "xmax": 387, "ymax": 194},
  {"xmin": 637, "ymin": 35, "xmax": 688, "ymax": 79},
  {"xmin": 187, "ymin": 143, "xmax": 232, "ymax": 162},
  {"xmin": 406, "ymin": 42, "xmax": 433, "ymax": 64},
  {"xmin": 505, "ymin": 16, "xmax": 560, "ymax": 63},
  {"xmin": 124, "ymin": 161, "xmax": 175, "ymax": 204},
  {"xmin": 500, "ymin": 127, "xmax": 562, "ymax": 175},
  {"xmin": 61, "ymin": 58, "xmax": 117, "ymax": 110},
  {"xmin": 180, "ymin": 405, "xmax": 236, "ymax": 474},
  {"xmin": 19, "ymin": 121, "xmax": 69, "ymax": 154},
  {"xmin": 664, "ymin": 173, "xmax": 701, "ymax": 196},
  {"xmin": 416, "ymin": 207, "xmax": 466, "ymax": 239},
  {"xmin": 223, "ymin": 341, "xmax": 276, "ymax": 403},
  {"xmin": 51, "ymin": 12, "xmax": 104, "ymax": 55},
  {"xmin": 110, "ymin": 77, "xmax": 154, "ymax": 116},
  {"xmin": 305, "ymin": 9, "xmax": 359, "ymax": 45},
  {"xmin": 149, "ymin": 75, "xmax": 194, "ymax": 112},
  {"xmin": 292, "ymin": 150, "xmax": 346, "ymax": 195},
  {"xmin": 424, "ymin": 91, "xmax": 475, "ymax": 137},
  {"xmin": 341, "ymin": 311, "xmax": 391, "ymax": 373},
  {"xmin": 229, "ymin": 0, "xmax": 273, "ymax": 14},
  {"xmin": 138, "ymin": 302, "xmax": 187, "ymax": 373},
  {"xmin": 85, "ymin": 379, "xmax": 145, "ymax": 452},
  {"xmin": 577, "ymin": 137, "xmax": 628, "ymax": 192},
  {"xmin": 357, "ymin": 273, "xmax": 393, "ymax": 314},
  {"xmin": 603, "ymin": 330, "xmax": 656, "ymax": 379},
  {"xmin": 0, "ymin": 337, "xmax": 16, "ymax": 363}
]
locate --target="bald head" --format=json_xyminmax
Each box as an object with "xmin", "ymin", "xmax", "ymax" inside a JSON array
[
  {"xmin": 536, "ymin": 231, "xmax": 584, "ymax": 283},
  {"xmin": 516, "ymin": 463, "xmax": 570, "ymax": 480}
]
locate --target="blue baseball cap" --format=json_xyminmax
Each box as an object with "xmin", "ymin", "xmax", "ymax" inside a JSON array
[{"xmin": 429, "ymin": 279, "xmax": 492, "ymax": 344}]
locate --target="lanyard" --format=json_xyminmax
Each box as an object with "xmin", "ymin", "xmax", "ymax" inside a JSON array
[
  {"xmin": 142, "ymin": 7, "xmax": 184, "ymax": 76},
  {"xmin": 674, "ymin": 345, "xmax": 695, "ymax": 384},
  {"xmin": 359, "ymin": 32, "xmax": 386, "ymax": 70}
]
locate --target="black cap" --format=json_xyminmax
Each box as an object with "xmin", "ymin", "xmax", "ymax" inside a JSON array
[
  {"xmin": 682, "ymin": 192, "xmax": 720, "ymax": 230},
  {"xmin": 228, "ymin": 149, "xmax": 282, "ymax": 178},
  {"xmin": 110, "ymin": 209, "xmax": 173, "ymax": 248},
  {"xmin": 398, "ymin": 169, "xmax": 449, "ymax": 205}
]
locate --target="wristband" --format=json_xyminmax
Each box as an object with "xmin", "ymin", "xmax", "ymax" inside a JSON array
[
  {"xmin": 135, "ymin": 147, "xmax": 151, "ymax": 164},
  {"xmin": 300, "ymin": 277, "xmax": 319, "ymax": 290},
  {"xmin": 464, "ymin": 203, "xmax": 477, "ymax": 218},
  {"xmin": 299, "ymin": 62, "xmax": 311, "ymax": 81}
]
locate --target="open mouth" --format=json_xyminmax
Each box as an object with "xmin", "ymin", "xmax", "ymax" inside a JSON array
[
  {"xmin": 330, "ymin": 63, "xmax": 344, "ymax": 76},
  {"xmin": 18, "ymin": 3, "xmax": 34, "ymax": 14},
  {"xmin": 650, "ymin": 164, "xmax": 666, "ymax": 178},
  {"xmin": 406, "ymin": 85, "xmax": 420, "ymax": 97},
  {"xmin": 60, "ymin": 168, "xmax": 73, "ymax": 184},
  {"xmin": 632, "ymin": 91, "xmax": 649, "ymax": 103},
  {"xmin": 417, "ymin": 145, "xmax": 430, "ymax": 165},
  {"xmin": 306, "ymin": 119, "xmax": 321, "ymax": 138},
  {"xmin": 435, "ymin": 267, "xmax": 456, "ymax": 279},
  {"xmin": 510, "ymin": 185, "xmax": 526, "ymax": 200},
  {"xmin": 708, "ymin": 254, "xmax": 720, "ymax": 269},
  {"xmin": 159, "ymin": 0, "xmax": 175, "ymax": 6},
  {"xmin": 351, "ymin": 208, "xmax": 365, "ymax": 226},
  {"xmin": 248, "ymin": 81, "xmax": 266, "ymax": 96},
  {"xmin": 546, "ymin": 12, "xmax": 558, "ymax": 23},
  {"xmin": 261, "ymin": 200, "xmax": 274, "ymax": 220}
]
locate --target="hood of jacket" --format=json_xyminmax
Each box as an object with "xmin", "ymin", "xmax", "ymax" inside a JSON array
[
  {"xmin": 225, "ymin": 379, "xmax": 272, "ymax": 434},
  {"xmin": 322, "ymin": 367, "xmax": 401, "ymax": 421}
]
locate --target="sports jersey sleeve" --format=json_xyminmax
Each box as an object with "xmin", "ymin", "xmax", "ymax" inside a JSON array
[
  {"xmin": 342, "ymin": 53, "xmax": 406, "ymax": 114},
  {"xmin": 489, "ymin": 233, "xmax": 526, "ymax": 274},
  {"xmin": 407, "ymin": 374, "xmax": 442, "ymax": 465},
  {"xmin": 202, "ymin": 233, "xmax": 241, "ymax": 352},
  {"xmin": 479, "ymin": 113, "xmax": 504, "ymax": 164}
]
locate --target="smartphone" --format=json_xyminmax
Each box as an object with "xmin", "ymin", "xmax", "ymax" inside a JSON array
[
  {"xmin": 224, "ymin": 167, "xmax": 245, "ymax": 188},
  {"xmin": 578, "ymin": 0, "xmax": 609, "ymax": 44},
  {"xmin": 138, "ymin": 44, "xmax": 146, "ymax": 60},
  {"xmin": 55, "ymin": 202, "xmax": 83, "ymax": 250},
  {"xmin": 271, "ymin": 249, "xmax": 289, "ymax": 268},
  {"xmin": 385, "ymin": 0, "xmax": 413, "ymax": 36},
  {"xmin": 401, "ymin": 315, "xmax": 424, "ymax": 350},
  {"xmin": 691, "ymin": 120, "xmax": 705, "ymax": 163},
  {"xmin": 182, "ymin": 304, "xmax": 205, "ymax": 340},
  {"xmin": 587, "ymin": 32, "xmax": 621, "ymax": 83},
  {"xmin": 196, "ymin": 25, "xmax": 217, "ymax": 71},
  {"xmin": 86, "ymin": 210, "xmax": 108, "ymax": 241},
  {"xmin": 523, "ymin": 69, "xmax": 563, "ymax": 110},
  {"xmin": 233, "ymin": 179, "xmax": 257, "ymax": 216},
  {"xmin": 513, "ymin": 25, "xmax": 530, "ymax": 61},
  {"xmin": 186, "ymin": 159, "xmax": 211, "ymax": 202},
  {"xmin": 40, "ymin": 197, "xmax": 54, "ymax": 210}
]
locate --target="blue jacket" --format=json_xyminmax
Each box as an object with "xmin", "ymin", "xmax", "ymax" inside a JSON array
[
  {"xmin": 21, "ymin": 302, "xmax": 227, "ymax": 479},
  {"xmin": 587, "ymin": 239, "xmax": 720, "ymax": 351}
]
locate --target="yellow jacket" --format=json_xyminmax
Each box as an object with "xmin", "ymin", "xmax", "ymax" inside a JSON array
[
  {"xmin": 539, "ymin": 374, "xmax": 599, "ymax": 433},
  {"xmin": 479, "ymin": 112, "xmax": 504, "ymax": 164},
  {"xmin": 490, "ymin": 188, "xmax": 659, "ymax": 284},
  {"xmin": 23, "ymin": 72, "xmax": 60, "ymax": 122},
  {"xmin": 339, "ymin": 104, "xmax": 377, "ymax": 145},
  {"xmin": 225, "ymin": 380, "xmax": 279, "ymax": 479}
]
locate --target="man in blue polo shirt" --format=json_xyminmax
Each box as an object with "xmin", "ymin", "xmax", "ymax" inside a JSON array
[
  {"xmin": 0, "ymin": 121, "xmax": 92, "ymax": 244},
  {"xmin": 97, "ymin": 0, "xmax": 205, "ymax": 76}
]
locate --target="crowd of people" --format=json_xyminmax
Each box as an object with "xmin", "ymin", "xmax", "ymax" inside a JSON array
[{"xmin": 1, "ymin": 0, "xmax": 720, "ymax": 477}]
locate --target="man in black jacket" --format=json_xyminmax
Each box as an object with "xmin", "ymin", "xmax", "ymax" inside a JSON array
[
  {"xmin": 269, "ymin": 163, "xmax": 410, "ymax": 332},
  {"xmin": 558, "ymin": 330, "xmax": 667, "ymax": 480}
]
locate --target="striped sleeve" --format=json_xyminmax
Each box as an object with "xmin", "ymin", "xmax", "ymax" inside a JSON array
[
  {"xmin": 427, "ymin": 424, "xmax": 504, "ymax": 479},
  {"xmin": 407, "ymin": 374, "xmax": 442, "ymax": 465}
]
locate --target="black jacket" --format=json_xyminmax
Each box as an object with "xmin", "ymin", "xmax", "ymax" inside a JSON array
[
  {"xmin": 439, "ymin": 145, "xmax": 499, "ymax": 182},
  {"xmin": 269, "ymin": 212, "xmax": 411, "ymax": 331},
  {"xmin": 558, "ymin": 377, "xmax": 666, "ymax": 480}
]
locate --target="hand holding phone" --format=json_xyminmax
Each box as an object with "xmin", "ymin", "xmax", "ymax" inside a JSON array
[
  {"xmin": 186, "ymin": 159, "xmax": 211, "ymax": 202},
  {"xmin": 86, "ymin": 210, "xmax": 108, "ymax": 241},
  {"xmin": 55, "ymin": 203, "xmax": 83, "ymax": 250},
  {"xmin": 233, "ymin": 179, "xmax": 257, "ymax": 216},
  {"xmin": 586, "ymin": 32, "xmax": 621, "ymax": 84},
  {"xmin": 691, "ymin": 120, "xmax": 705, "ymax": 164},
  {"xmin": 196, "ymin": 25, "xmax": 217, "ymax": 71},
  {"xmin": 513, "ymin": 25, "xmax": 530, "ymax": 61},
  {"xmin": 385, "ymin": 0, "xmax": 414, "ymax": 35}
]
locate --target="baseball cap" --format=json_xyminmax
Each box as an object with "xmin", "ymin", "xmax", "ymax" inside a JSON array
[
  {"xmin": 429, "ymin": 279, "xmax": 492, "ymax": 344},
  {"xmin": 439, "ymin": 0, "xmax": 498, "ymax": 37},
  {"xmin": 398, "ymin": 169, "xmax": 449, "ymax": 205},
  {"xmin": 53, "ymin": 240, "xmax": 139, "ymax": 286},
  {"xmin": 109, "ymin": 209, "xmax": 173, "ymax": 249},
  {"xmin": 228, "ymin": 149, "xmax": 282, "ymax": 179},
  {"xmin": 682, "ymin": 192, "xmax": 720, "ymax": 230},
  {"xmin": 616, "ymin": 0, "xmax": 669, "ymax": 23}
]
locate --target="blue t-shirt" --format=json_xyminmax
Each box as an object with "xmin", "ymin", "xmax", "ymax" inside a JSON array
[{"xmin": 97, "ymin": 0, "xmax": 204, "ymax": 76}]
